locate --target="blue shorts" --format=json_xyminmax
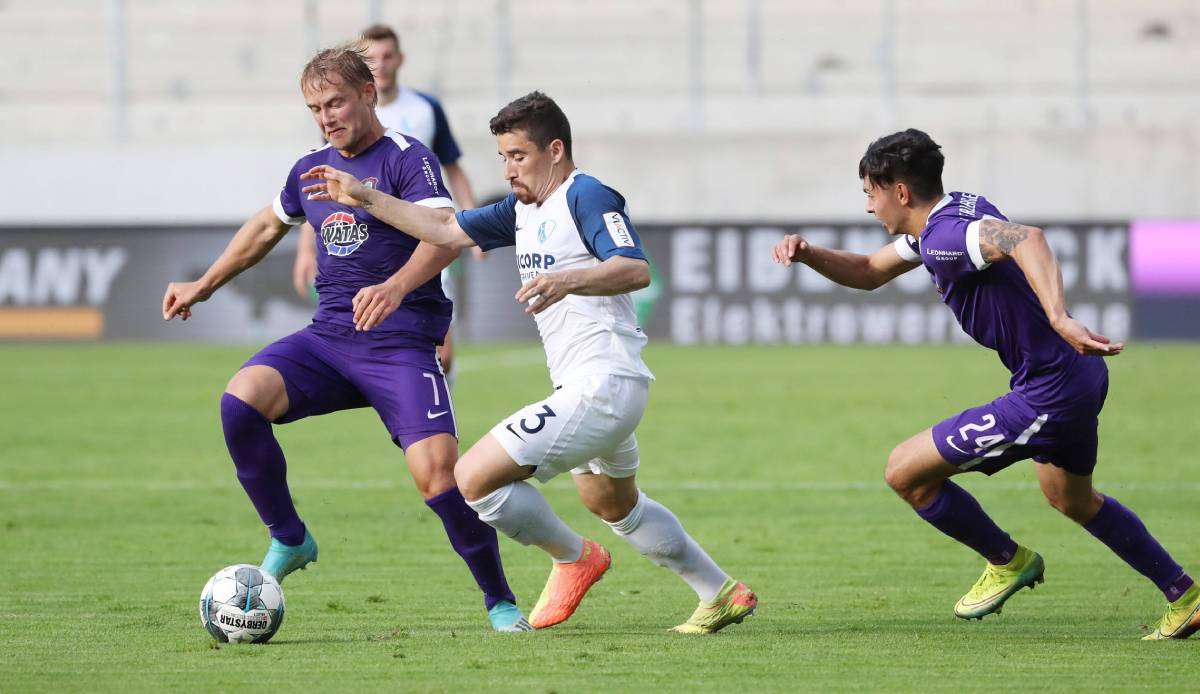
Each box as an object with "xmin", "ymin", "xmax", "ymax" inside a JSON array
[
  {"xmin": 932, "ymin": 375, "xmax": 1109, "ymax": 477},
  {"xmin": 243, "ymin": 322, "xmax": 456, "ymax": 450}
]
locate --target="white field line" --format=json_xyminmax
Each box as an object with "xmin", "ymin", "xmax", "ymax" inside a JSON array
[{"xmin": 1, "ymin": 478, "xmax": 1198, "ymax": 493}]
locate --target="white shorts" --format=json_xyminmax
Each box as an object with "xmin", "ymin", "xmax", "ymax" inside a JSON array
[{"xmin": 490, "ymin": 374, "xmax": 649, "ymax": 483}]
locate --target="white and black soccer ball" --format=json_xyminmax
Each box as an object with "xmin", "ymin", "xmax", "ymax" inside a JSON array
[{"xmin": 199, "ymin": 564, "xmax": 285, "ymax": 644}]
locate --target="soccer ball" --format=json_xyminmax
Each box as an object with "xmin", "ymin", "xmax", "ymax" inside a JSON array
[{"xmin": 199, "ymin": 564, "xmax": 285, "ymax": 643}]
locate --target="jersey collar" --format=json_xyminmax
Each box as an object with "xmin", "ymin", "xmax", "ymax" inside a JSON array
[{"xmin": 918, "ymin": 193, "xmax": 954, "ymax": 236}]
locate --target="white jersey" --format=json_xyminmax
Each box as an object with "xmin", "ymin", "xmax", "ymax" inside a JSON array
[
  {"xmin": 455, "ymin": 169, "xmax": 654, "ymax": 386},
  {"xmin": 373, "ymin": 87, "xmax": 462, "ymax": 167}
]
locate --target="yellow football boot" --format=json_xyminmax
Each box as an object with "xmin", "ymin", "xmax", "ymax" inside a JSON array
[
  {"xmin": 954, "ymin": 545, "xmax": 1044, "ymax": 620},
  {"xmin": 1143, "ymin": 584, "xmax": 1200, "ymax": 640},
  {"xmin": 672, "ymin": 578, "xmax": 757, "ymax": 634}
]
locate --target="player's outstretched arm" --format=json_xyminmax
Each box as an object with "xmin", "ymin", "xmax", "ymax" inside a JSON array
[
  {"xmin": 299, "ymin": 165, "xmax": 475, "ymax": 251},
  {"xmin": 771, "ymin": 234, "xmax": 919, "ymax": 290},
  {"xmin": 515, "ymin": 256, "xmax": 650, "ymax": 315},
  {"xmin": 351, "ymin": 241, "xmax": 460, "ymax": 331},
  {"xmin": 162, "ymin": 205, "xmax": 292, "ymax": 321},
  {"xmin": 977, "ymin": 219, "xmax": 1124, "ymax": 356}
]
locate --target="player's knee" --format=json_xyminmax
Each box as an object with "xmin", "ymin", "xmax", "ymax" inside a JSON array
[
  {"xmin": 583, "ymin": 491, "xmax": 638, "ymax": 523},
  {"xmin": 884, "ymin": 447, "xmax": 914, "ymax": 495},
  {"xmin": 1044, "ymin": 488, "xmax": 1101, "ymax": 523},
  {"xmin": 454, "ymin": 458, "xmax": 490, "ymax": 502},
  {"xmin": 219, "ymin": 392, "xmax": 262, "ymax": 438},
  {"xmin": 224, "ymin": 366, "xmax": 288, "ymax": 421}
]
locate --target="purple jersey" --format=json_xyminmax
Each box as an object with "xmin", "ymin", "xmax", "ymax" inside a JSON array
[
  {"xmin": 895, "ymin": 192, "xmax": 1106, "ymax": 410},
  {"xmin": 274, "ymin": 130, "xmax": 454, "ymax": 342}
]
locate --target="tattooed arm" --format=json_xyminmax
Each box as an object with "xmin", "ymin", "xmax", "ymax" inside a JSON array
[{"xmin": 977, "ymin": 219, "xmax": 1123, "ymax": 356}]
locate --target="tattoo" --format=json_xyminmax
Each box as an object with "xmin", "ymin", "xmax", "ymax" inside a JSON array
[
  {"xmin": 361, "ymin": 197, "xmax": 373, "ymax": 210},
  {"xmin": 978, "ymin": 219, "xmax": 1029, "ymax": 262}
]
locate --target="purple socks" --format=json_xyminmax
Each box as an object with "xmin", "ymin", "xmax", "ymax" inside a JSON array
[
  {"xmin": 220, "ymin": 393, "xmax": 307, "ymax": 546},
  {"xmin": 426, "ymin": 487, "xmax": 517, "ymax": 610},
  {"xmin": 1084, "ymin": 495, "xmax": 1194, "ymax": 602},
  {"xmin": 916, "ymin": 481, "xmax": 1018, "ymax": 565}
]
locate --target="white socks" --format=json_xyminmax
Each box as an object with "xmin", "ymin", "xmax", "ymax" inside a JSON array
[
  {"xmin": 606, "ymin": 491, "xmax": 729, "ymax": 603},
  {"xmin": 467, "ymin": 481, "xmax": 584, "ymax": 563},
  {"xmin": 466, "ymin": 483, "xmax": 730, "ymax": 602}
]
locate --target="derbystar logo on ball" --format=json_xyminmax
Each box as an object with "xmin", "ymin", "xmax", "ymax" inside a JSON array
[{"xmin": 320, "ymin": 211, "xmax": 369, "ymax": 257}]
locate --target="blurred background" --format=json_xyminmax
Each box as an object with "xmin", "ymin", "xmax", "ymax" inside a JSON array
[{"xmin": 1, "ymin": 0, "xmax": 1197, "ymax": 344}]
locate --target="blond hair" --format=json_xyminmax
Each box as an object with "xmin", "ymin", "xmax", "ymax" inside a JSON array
[{"xmin": 299, "ymin": 45, "xmax": 376, "ymax": 103}]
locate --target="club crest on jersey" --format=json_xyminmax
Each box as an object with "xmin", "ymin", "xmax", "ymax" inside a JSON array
[
  {"xmin": 320, "ymin": 211, "xmax": 369, "ymax": 257},
  {"xmin": 361, "ymin": 177, "xmax": 380, "ymax": 190},
  {"xmin": 537, "ymin": 220, "xmax": 556, "ymax": 244}
]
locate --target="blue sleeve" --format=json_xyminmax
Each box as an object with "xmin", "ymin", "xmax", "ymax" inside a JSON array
[
  {"xmin": 422, "ymin": 93, "xmax": 462, "ymax": 166},
  {"xmin": 272, "ymin": 160, "xmax": 306, "ymax": 226},
  {"xmin": 456, "ymin": 194, "xmax": 517, "ymax": 251},
  {"xmin": 566, "ymin": 176, "xmax": 646, "ymax": 261}
]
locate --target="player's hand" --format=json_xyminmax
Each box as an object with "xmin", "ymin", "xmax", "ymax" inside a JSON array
[
  {"xmin": 772, "ymin": 234, "xmax": 810, "ymax": 266},
  {"xmin": 515, "ymin": 271, "xmax": 576, "ymax": 315},
  {"xmin": 299, "ymin": 165, "xmax": 370, "ymax": 207},
  {"xmin": 1053, "ymin": 316, "xmax": 1124, "ymax": 357},
  {"xmin": 162, "ymin": 280, "xmax": 210, "ymax": 321},
  {"xmin": 351, "ymin": 280, "xmax": 407, "ymax": 331}
]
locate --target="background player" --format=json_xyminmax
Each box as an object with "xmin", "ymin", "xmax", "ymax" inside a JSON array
[
  {"xmin": 771, "ymin": 129, "xmax": 1199, "ymax": 639},
  {"xmin": 161, "ymin": 46, "xmax": 529, "ymax": 633},
  {"xmin": 293, "ymin": 24, "xmax": 479, "ymax": 383},
  {"xmin": 300, "ymin": 91, "xmax": 757, "ymax": 634}
]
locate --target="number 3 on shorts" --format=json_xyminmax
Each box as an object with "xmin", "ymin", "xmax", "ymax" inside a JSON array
[{"xmin": 504, "ymin": 405, "xmax": 556, "ymax": 441}]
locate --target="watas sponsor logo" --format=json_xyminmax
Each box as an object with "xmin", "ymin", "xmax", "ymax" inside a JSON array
[{"xmin": 320, "ymin": 211, "xmax": 369, "ymax": 257}]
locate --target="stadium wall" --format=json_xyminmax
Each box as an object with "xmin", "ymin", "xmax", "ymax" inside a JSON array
[{"xmin": 1, "ymin": 221, "xmax": 1193, "ymax": 344}]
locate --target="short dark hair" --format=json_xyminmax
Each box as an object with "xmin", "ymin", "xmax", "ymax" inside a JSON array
[
  {"xmin": 361, "ymin": 24, "xmax": 400, "ymax": 49},
  {"xmin": 858, "ymin": 129, "xmax": 945, "ymax": 202},
  {"xmin": 489, "ymin": 91, "xmax": 572, "ymax": 159},
  {"xmin": 300, "ymin": 45, "xmax": 376, "ymax": 103}
]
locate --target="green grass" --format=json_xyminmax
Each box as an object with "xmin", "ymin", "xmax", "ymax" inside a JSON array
[{"xmin": 2, "ymin": 342, "xmax": 1199, "ymax": 692}]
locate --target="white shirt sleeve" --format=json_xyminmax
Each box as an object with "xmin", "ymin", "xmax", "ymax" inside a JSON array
[
  {"xmin": 412, "ymin": 196, "xmax": 455, "ymax": 209},
  {"xmin": 965, "ymin": 217, "xmax": 996, "ymax": 270},
  {"xmin": 893, "ymin": 235, "xmax": 921, "ymax": 262},
  {"xmin": 273, "ymin": 195, "xmax": 305, "ymax": 226}
]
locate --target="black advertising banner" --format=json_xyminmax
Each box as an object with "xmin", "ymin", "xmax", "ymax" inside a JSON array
[
  {"xmin": 0, "ymin": 222, "xmax": 1137, "ymax": 343},
  {"xmin": 631, "ymin": 222, "xmax": 1132, "ymax": 345}
]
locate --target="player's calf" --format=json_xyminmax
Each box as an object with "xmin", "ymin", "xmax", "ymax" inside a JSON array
[{"xmin": 220, "ymin": 392, "xmax": 307, "ymax": 549}]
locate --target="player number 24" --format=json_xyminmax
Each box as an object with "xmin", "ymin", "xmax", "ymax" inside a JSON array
[{"xmin": 958, "ymin": 415, "xmax": 1005, "ymax": 453}]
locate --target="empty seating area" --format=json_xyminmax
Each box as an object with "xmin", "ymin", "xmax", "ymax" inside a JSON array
[{"xmin": 2, "ymin": 0, "xmax": 1198, "ymax": 219}]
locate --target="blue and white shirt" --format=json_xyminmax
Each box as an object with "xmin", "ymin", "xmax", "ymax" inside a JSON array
[
  {"xmin": 375, "ymin": 87, "xmax": 462, "ymax": 167},
  {"xmin": 456, "ymin": 170, "xmax": 655, "ymax": 385}
]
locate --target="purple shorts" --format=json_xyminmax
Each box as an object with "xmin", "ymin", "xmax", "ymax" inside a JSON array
[
  {"xmin": 932, "ymin": 375, "xmax": 1109, "ymax": 477},
  {"xmin": 243, "ymin": 322, "xmax": 456, "ymax": 450}
]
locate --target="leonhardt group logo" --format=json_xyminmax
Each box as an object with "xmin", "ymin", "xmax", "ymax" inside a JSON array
[{"xmin": 320, "ymin": 211, "xmax": 369, "ymax": 257}]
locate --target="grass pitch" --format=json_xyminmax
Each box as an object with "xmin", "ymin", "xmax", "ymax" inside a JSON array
[{"xmin": 2, "ymin": 341, "xmax": 1199, "ymax": 692}]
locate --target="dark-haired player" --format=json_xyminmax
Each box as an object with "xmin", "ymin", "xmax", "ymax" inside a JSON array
[
  {"xmin": 772, "ymin": 129, "xmax": 1198, "ymax": 639},
  {"xmin": 301, "ymin": 91, "xmax": 757, "ymax": 633},
  {"xmin": 162, "ymin": 46, "xmax": 529, "ymax": 632}
]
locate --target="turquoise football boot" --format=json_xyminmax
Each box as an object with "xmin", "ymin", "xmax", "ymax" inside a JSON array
[
  {"xmin": 260, "ymin": 529, "xmax": 318, "ymax": 582},
  {"xmin": 488, "ymin": 600, "xmax": 532, "ymax": 633}
]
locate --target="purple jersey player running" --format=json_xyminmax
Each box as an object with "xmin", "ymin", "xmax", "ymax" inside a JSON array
[
  {"xmin": 161, "ymin": 46, "xmax": 530, "ymax": 633},
  {"xmin": 772, "ymin": 129, "xmax": 1199, "ymax": 639}
]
